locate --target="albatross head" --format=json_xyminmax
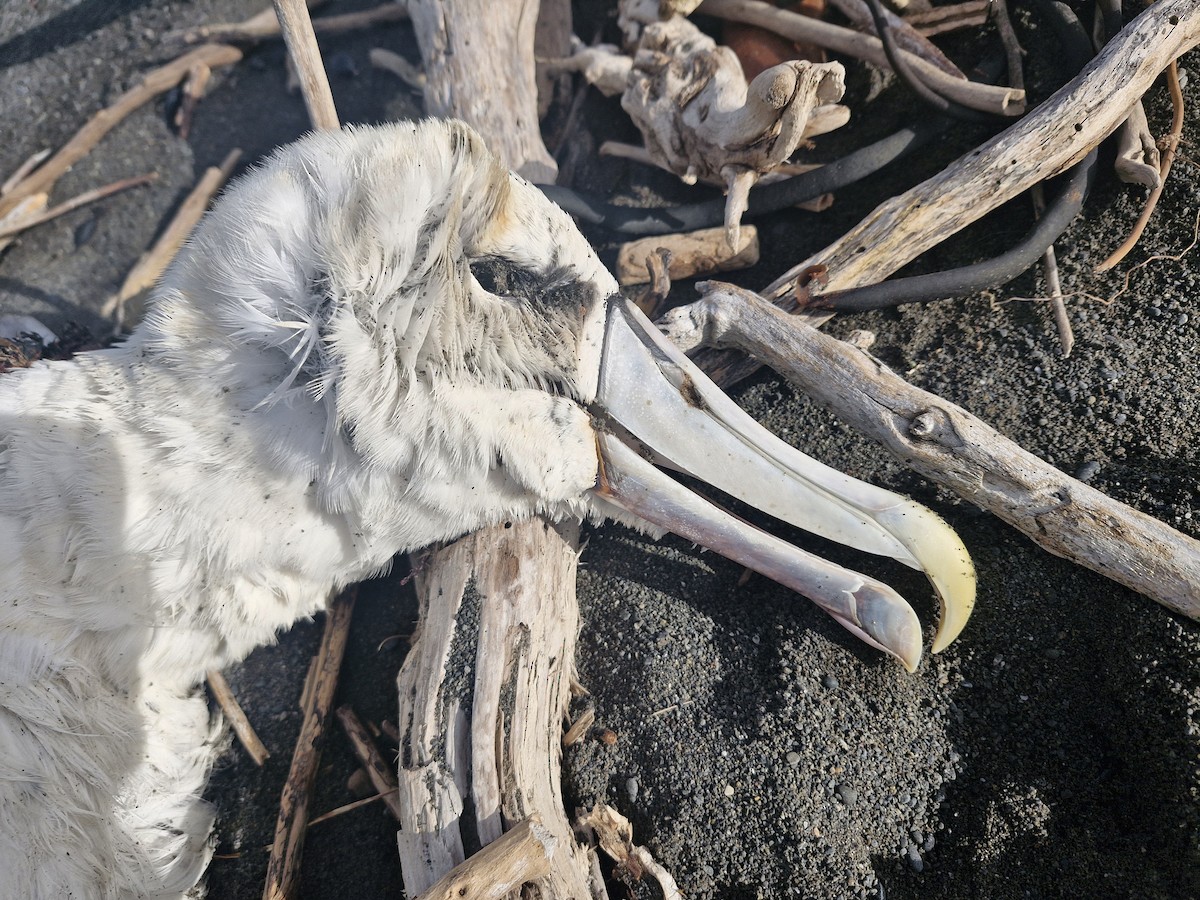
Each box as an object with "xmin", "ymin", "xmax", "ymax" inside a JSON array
[{"xmin": 153, "ymin": 119, "xmax": 973, "ymax": 671}]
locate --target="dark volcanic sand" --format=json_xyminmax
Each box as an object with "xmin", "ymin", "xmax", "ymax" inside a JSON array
[{"xmin": 1, "ymin": 2, "xmax": 1197, "ymax": 898}]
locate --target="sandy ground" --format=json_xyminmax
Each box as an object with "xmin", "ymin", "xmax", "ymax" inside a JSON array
[{"xmin": 1, "ymin": 2, "xmax": 1197, "ymax": 898}]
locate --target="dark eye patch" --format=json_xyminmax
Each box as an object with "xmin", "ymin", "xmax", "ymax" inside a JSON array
[{"xmin": 469, "ymin": 256, "xmax": 599, "ymax": 312}]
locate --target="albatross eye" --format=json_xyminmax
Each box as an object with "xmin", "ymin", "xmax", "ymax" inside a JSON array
[{"xmin": 469, "ymin": 256, "xmax": 595, "ymax": 311}]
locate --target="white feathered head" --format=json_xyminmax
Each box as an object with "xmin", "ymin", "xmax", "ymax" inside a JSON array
[{"xmin": 139, "ymin": 120, "xmax": 972, "ymax": 670}]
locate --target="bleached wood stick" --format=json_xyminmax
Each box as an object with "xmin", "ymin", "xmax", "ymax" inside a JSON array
[
  {"xmin": 262, "ymin": 589, "xmax": 357, "ymax": 900},
  {"xmin": 0, "ymin": 43, "xmax": 243, "ymax": 221},
  {"xmin": 272, "ymin": 0, "xmax": 339, "ymax": 131},
  {"xmin": 661, "ymin": 282, "xmax": 1200, "ymax": 623},
  {"xmin": 762, "ymin": 0, "xmax": 1200, "ymax": 301},
  {"xmin": 206, "ymin": 669, "xmax": 270, "ymax": 766},
  {"xmin": 827, "ymin": 0, "xmax": 964, "ymax": 79},
  {"xmin": 101, "ymin": 149, "xmax": 241, "ymax": 326},
  {"xmin": 413, "ymin": 817, "xmax": 557, "ymax": 900},
  {"xmin": 0, "ymin": 148, "xmax": 51, "ymax": 197},
  {"xmin": 578, "ymin": 804, "xmax": 683, "ymax": 900},
  {"xmin": 698, "ymin": 0, "xmax": 1023, "ymax": 116}
]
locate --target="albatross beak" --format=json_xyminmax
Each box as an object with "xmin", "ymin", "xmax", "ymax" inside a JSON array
[{"xmin": 589, "ymin": 298, "xmax": 975, "ymax": 672}]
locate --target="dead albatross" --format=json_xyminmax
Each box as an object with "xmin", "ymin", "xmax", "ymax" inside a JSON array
[{"xmin": 0, "ymin": 120, "xmax": 973, "ymax": 897}]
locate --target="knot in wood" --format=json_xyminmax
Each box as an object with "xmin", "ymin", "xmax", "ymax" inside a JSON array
[{"xmin": 909, "ymin": 411, "xmax": 939, "ymax": 439}]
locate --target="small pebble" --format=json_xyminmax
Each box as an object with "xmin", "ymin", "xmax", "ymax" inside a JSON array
[
  {"xmin": 74, "ymin": 215, "xmax": 98, "ymax": 248},
  {"xmin": 821, "ymin": 673, "xmax": 839, "ymax": 690},
  {"xmin": 723, "ymin": 784, "xmax": 735, "ymax": 797},
  {"xmin": 786, "ymin": 751, "xmax": 801, "ymax": 767},
  {"xmin": 835, "ymin": 784, "xmax": 858, "ymax": 807},
  {"xmin": 1177, "ymin": 313, "xmax": 1190, "ymax": 326},
  {"xmin": 625, "ymin": 777, "xmax": 639, "ymax": 802},
  {"xmin": 1075, "ymin": 460, "xmax": 1101, "ymax": 482},
  {"xmin": 906, "ymin": 845, "xmax": 925, "ymax": 873}
]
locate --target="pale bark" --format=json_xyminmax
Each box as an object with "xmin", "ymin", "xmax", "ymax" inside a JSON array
[{"xmin": 406, "ymin": 0, "xmax": 557, "ymax": 182}]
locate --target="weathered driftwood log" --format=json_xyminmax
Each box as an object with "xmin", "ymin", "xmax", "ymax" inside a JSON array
[
  {"xmin": 405, "ymin": 0, "xmax": 557, "ymax": 182},
  {"xmin": 761, "ymin": 0, "xmax": 1200, "ymax": 301},
  {"xmin": 397, "ymin": 525, "xmax": 596, "ymax": 898},
  {"xmin": 662, "ymin": 283, "xmax": 1200, "ymax": 623},
  {"xmin": 562, "ymin": 16, "xmax": 846, "ymax": 246}
]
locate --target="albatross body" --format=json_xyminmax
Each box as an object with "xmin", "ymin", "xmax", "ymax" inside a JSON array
[{"xmin": 0, "ymin": 120, "xmax": 973, "ymax": 898}]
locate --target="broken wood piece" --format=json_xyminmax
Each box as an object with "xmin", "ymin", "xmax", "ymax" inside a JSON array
[
  {"xmin": 616, "ymin": 225, "xmax": 759, "ymax": 286},
  {"xmin": 761, "ymin": 0, "xmax": 1200, "ymax": 304},
  {"xmin": 408, "ymin": 0, "xmax": 557, "ymax": 182},
  {"xmin": 413, "ymin": 817, "xmax": 557, "ymax": 900},
  {"xmin": 0, "ymin": 172, "xmax": 157, "ymax": 243},
  {"xmin": 101, "ymin": 149, "xmax": 240, "ymax": 328},
  {"xmin": 0, "ymin": 148, "xmax": 51, "ymax": 197},
  {"xmin": 262, "ymin": 589, "xmax": 357, "ymax": 900},
  {"xmin": 180, "ymin": 2, "xmax": 405, "ymax": 45},
  {"xmin": 0, "ymin": 43, "xmax": 243, "ymax": 221},
  {"xmin": 660, "ymin": 282, "xmax": 1200, "ymax": 623},
  {"xmin": 827, "ymin": 0, "xmax": 964, "ymax": 79},
  {"xmin": 578, "ymin": 804, "xmax": 683, "ymax": 900},
  {"xmin": 699, "ymin": 0, "xmax": 1023, "ymax": 115},
  {"xmin": 562, "ymin": 707, "xmax": 597, "ymax": 747},
  {"xmin": 369, "ymin": 47, "xmax": 425, "ymax": 90},
  {"xmin": 206, "ymin": 669, "xmax": 270, "ymax": 766},
  {"xmin": 334, "ymin": 706, "xmax": 403, "ymax": 820}
]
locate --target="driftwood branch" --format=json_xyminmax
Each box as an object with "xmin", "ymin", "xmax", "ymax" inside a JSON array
[
  {"xmin": 578, "ymin": 804, "xmax": 684, "ymax": 900},
  {"xmin": 262, "ymin": 589, "xmax": 357, "ymax": 900},
  {"xmin": 761, "ymin": 0, "xmax": 1200, "ymax": 301},
  {"xmin": 661, "ymin": 283, "xmax": 1200, "ymax": 623},
  {"xmin": 413, "ymin": 817, "xmax": 557, "ymax": 900},
  {"xmin": 0, "ymin": 43, "xmax": 243, "ymax": 221}
]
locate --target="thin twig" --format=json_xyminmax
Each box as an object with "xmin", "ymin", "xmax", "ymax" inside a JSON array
[
  {"xmin": 1095, "ymin": 61, "xmax": 1185, "ymax": 273},
  {"xmin": 307, "ymin": 789, "xmax": 399, "ymax": 827},
  {"xmin": 0, "ymin": 172, "xmax": 158, "ymax": 239},
  {"xmin": 262, "ymin": 589, "xmax": 357, "ymax": 900},
  {"xmin": 206, "ymin": 669, "xmax": 270, "ymax": 766},
  {"xmin": 0, "ymin": 43, "xmax": 243, "ymax": 221},
  {"xmin": 178, "ymin": 2, "xmax": 405, "ymax": 46},
  {"xmin": 334, "ymin": 706, "xmax": 403, "ymax": 820},
  {"xmin": 101, "ymin": 149, "xmax": 241, "ymax": 328}
]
